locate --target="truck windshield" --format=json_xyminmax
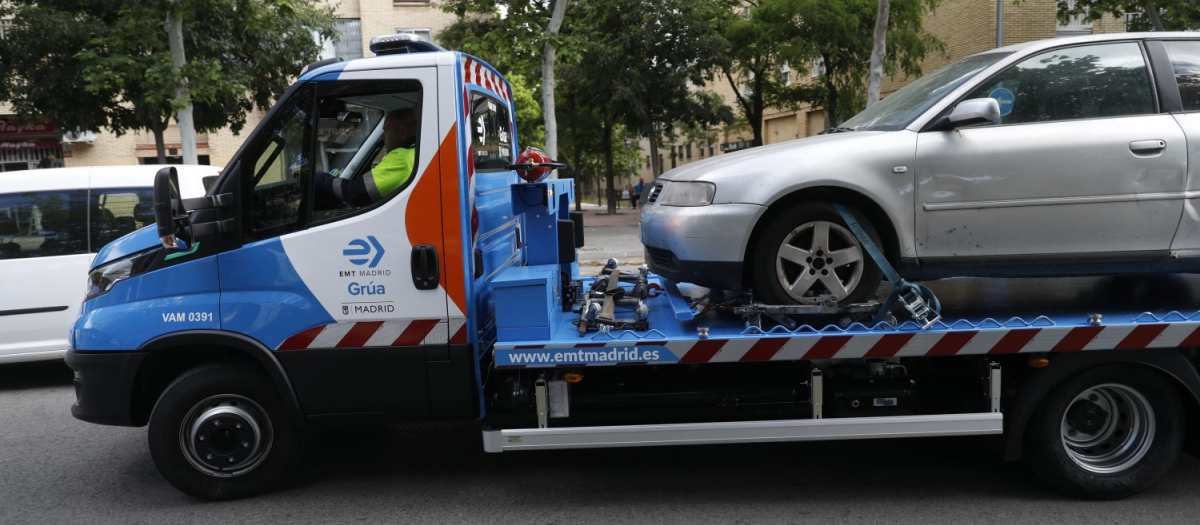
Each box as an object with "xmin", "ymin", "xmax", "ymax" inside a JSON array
[{"xmin": 841, "ymin": 51, "xmax": 1012, "ymax": 131}]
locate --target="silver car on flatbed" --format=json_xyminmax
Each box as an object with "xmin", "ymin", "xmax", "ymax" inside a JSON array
[{"xmin": 642, "ymin": 32, "xmax": 1200, "ymax": 305}]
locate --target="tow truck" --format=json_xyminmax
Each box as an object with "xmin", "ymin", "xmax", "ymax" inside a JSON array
[{"xmin": 67, "ymin": 34, "xmax": 1200, "ymax": 500}]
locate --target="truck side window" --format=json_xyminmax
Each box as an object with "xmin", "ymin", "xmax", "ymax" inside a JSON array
[
  {"xmin": 0, "ymin": 190, "xmax": 88, "ymax": 259},
  {"xmin": 246, "ymin": 84, "xmax": 315, "ymax": 241},
  {"xmin": 965, "ymin": 42, "xmax": 1154, "ymax": 125},
  {"xmin": 470, "ymin": 93, "xmax": 512, "ymax": 172}
]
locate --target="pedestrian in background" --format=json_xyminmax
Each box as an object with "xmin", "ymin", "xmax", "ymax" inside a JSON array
[
  {"xmin": 634, "ymin": 177, "xmax": 645, "ymax": 209},
  {"xmin": 37, "ymin": 154, "xmax": 60, "ymax": 169}
]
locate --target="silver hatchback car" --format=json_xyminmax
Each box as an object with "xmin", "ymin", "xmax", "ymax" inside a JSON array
[{"xmin": 642, "ymin": 32, "xmax": 1200, "ymax": 305}]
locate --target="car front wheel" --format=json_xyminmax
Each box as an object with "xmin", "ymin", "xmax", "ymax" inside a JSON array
[{"xmin": 750, "ymin": 201, "xmax": 883, "ymax": 306}]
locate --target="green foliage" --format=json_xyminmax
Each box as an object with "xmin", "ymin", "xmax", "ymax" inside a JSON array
[
  {"xmin": 507, "ymin": 73, "xmax": 546, "ymax": 149},
  {"xmin": 786, "ymin": 0, "xmax": 943, "ymax": 126},
  {"xmin": 1051, "ymin": 0, "xmax": 1198, "ymax": 31},
  {"xmin": 0, "ymin": 0, "xmax": 334, "ymax": 148}
]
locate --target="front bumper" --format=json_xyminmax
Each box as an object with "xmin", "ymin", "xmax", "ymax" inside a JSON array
[
  {"xmin": 65, "ymin": 348, "xmax": 146, "ymax": 427},
  {"xmin": 639, "ymin": 202, "xmax": 766, "ymax": 291}
]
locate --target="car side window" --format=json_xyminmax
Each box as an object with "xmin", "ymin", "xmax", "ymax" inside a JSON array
[
  {"xmin": 1163, "ymin": 41, "xmax": 1200, "ymax": 112},
  {"xmin": 965, "ymin": 42, "xmax": 1155, "ymax": 125},
  {"xmin": 91, "ymin": 187, "xmax": 155, "ymax": 248},
  {"xmin": 0, "ymin": 190, "xmax": 88, "ymax": 259},
  {"xmin": 246, "ymin": 84, "xmax": 315, "ymax": 241}
]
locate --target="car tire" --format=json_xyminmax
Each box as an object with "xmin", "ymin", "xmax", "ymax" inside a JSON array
[
  {"xmin": 750, "ymin": 201, "xmax": 883, "ymax": 306},
  {"xmin": 148, "ymin": 362, "xmax": 304, "ymax": 501},
  {"xmin": 1025, "ymin": 365, "xmax": 1184, "ymax": 499}
]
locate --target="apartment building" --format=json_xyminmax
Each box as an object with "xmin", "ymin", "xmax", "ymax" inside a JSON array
[
  {"xmin": 0, "ymin": 1, "xmax": 457, "ymax": 171},
  {"xmin": 635, "ymin": 0, "xmax": 1128, "ymax": 184}
]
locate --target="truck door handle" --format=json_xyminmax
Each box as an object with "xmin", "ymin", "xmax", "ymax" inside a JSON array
[
  {"xmin": 411, "ymin": 245, "xmax": 440, "ymax": 290},
  {"xmin": 1129, "ymin": 140, "xmax": 1166, "ymax": 154}
]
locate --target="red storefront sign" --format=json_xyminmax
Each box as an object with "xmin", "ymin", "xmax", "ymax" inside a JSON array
[
  {"xmin": 0, "ymin": 119, "xmax": 57, "ymax": 137},
  {"xmin": 0, "ymin": 139, "xmax": 61, "ymax": 150}
]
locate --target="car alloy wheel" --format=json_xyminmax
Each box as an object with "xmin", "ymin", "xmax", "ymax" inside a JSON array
[{"xmin": 775, "ymin": 220, "xmax": 865, "ymax": 302}]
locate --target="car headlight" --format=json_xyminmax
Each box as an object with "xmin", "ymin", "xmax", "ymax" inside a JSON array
[
  {"xmin": 86, "ymin": 249, "xmax": 160, "ymax": 301},
  {"xmin": 656, "ymin": 181, "xmax": 716, "ymax": 207}
]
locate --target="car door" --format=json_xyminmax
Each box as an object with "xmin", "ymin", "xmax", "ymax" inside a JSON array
[
  {"xmin": 915, "ymin": 41, "xmax": 1186, "ymax": 264},
  {"xmin": 217, "ymin": 67, "xmax": 450, "ymax": 415},
  {"xmin": 1159, "ymin": 39, "xmax": 1200, "ymax": 257},
  {"xmin": 0, "ymin": 183, "xmax": 89, "ymax": 361}
]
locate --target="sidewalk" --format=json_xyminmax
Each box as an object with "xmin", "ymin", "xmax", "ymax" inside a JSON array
[
  {"xmin": 576, "ymin": 202, "xmax": 640, "ymax": 227},
  {"xmin": 573, "ymin": 203, "xmax": 643, "ymax": 267}
]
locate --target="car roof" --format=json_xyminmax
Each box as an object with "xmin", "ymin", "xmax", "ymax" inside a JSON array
[
  {"xmin": 0, "ymin": 164, "xmax": 219, "ymax": 193},
  {"xmin": 987, "ymin": 31, "xmax": 1200, "ymax": 56}
]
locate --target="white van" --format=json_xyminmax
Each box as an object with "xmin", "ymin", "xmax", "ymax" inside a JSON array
[{"xmin": 0, "ymin": 165, "xmax": 216, "ymax": 364}]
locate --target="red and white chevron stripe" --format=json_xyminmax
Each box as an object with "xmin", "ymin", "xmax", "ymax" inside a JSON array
[
  {"xmin": 277, "ymin": 317, "xmax": 469, "ymax": 350},
  {"xmin": 493, "ymin": 321, "xmax": 1200, "ymax": 369},
  {"xmin": 462, "ymin": 57, "xmax": 511, "ymax": 102}
]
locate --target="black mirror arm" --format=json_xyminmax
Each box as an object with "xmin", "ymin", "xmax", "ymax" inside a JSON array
[{"xmin": 507, "ymin": 161, "xmax": 569, "ymax": 172}]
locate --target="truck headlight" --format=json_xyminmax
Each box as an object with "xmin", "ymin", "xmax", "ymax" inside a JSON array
[
  {"xmin": 656, "ymin": 181, "xmax": 716, "ymax": 207},
  {"xmin": 86, "ymin": 249, "xmax": 160, "ymax": 301}
]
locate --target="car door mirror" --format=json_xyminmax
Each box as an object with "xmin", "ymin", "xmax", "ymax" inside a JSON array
[
  {"xmin": 153, "ymin": 167, "xmax": 190, "ymax": 249},
  {"xmin": 947, "ymin": 98, "xmax": 1001, "ymax": 128}
]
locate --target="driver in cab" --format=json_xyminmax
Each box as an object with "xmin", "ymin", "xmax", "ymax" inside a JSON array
[{"xmin": 316, "ymin": 108, "xmax": 417, "ymax": 207}]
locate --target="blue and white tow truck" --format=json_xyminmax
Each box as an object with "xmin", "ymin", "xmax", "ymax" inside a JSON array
[{"xmin": 68, "ymin": 35, "xmax": 1200, "ymax": 500}]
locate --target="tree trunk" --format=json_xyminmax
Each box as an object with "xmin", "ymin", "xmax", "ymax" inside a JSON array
[
  {"xmin": 866, "ymin": 0, "xmax": 890, "ymax": 107},
  {"xmin": 1143, "ymin": 1, "xmax": 1165, "ymax": 31},
  {"xmin": 152, "ymin": 123, "xmax": 168, "ymax": 164},
  {"xmin": 541, "ymin": 0, "xmax": 569, "ymax": 166},
  {"xmin": 751, "ymin": 70, "xmax": 765, "ymax": 146},
  {"xmin": 648, "ymin": 122, "xmax": 661, "ymax": 178},
  {"xmin": 166, "ymin": 5, "xmax": 197, "ymax": 164},
  {"xmin": 822, "ymin": 55, "xmax": 839, "ymax": 129},
  {"xmin": 603, "ymin": 113, "xmax": 616, "ymax": 214}
]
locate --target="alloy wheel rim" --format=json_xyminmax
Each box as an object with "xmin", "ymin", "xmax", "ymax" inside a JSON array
[
  {"xmin": 1060, "ymin": 383, "xmax": 1155, "ymax": 474},
  {"xmin": 775, "ymin": 220, "xmax": 864, "ymax": 302},
  {"xmin": 179, "ymin": 394, "xmax": 274, "ymax": 478}
]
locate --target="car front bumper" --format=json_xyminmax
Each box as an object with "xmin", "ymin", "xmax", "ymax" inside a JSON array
[
  {"xmin": 639, "ymin": 202, "xmax": 767, "ymax": 291},
  {"xmin": 65, "ymin": 348, "xmax": 146, "ymax": 427}
]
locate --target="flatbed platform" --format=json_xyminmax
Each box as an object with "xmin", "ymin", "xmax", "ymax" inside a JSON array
[{"xmin": 493, "ymin": 274, "xmax": 1200, "ymax": 368}]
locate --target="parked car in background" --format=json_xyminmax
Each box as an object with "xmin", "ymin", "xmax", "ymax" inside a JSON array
[
  {"xmin": 642, "ymin": 33, "xmax": 1200, "ymax": 305},
  {"xmin": 0, "ymin": 165, "xmax": 216, "ymax": 364}
]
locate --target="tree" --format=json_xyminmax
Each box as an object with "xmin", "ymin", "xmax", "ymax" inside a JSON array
[
  {"xmin": 508, "ymin": 73, "xmax": 546, "ymax": 150},
  {"xmin": 0, "ymin": 0, "xmax": 334, "ymax": 163},
  {"xmin": 1052, "ymin": 0, "xmax": 1200, "ymax": 31},
  {"xmin": 715, "ymin": 0, "xmax": 819, "ymax": 147},
  {"xmin": 542, "ymin": 0, "xmax": 569, "ymax": 162},
  {"xmin": 787, "ymin": 0, "xmax": 941, "ymax": 127}
]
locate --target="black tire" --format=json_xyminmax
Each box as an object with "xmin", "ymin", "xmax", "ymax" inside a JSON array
[
  {"xmin": 1025, "ymin": 365, "xmax": 1184, "ymax": 499},
  {"xmin": 750, "ymin": 201, "xmax": 883, "ymax": 306},
  {"xmin": 148, "ymin": 362, "xmax": 304, "ymax": 501}
]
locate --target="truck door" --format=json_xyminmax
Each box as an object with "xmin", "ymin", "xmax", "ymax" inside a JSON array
[{"xmin": 217, "ymin": 67, "xmax": 452, "ymax": 417}]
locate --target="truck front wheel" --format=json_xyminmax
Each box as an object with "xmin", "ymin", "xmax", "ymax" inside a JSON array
[
  {"xmin": 1025, "ymin": 364, "xmax": 1184, "ymax": 499},
  {"xmin": 148, "ymin": 363, "xmax": 303, "ymax": 500}
]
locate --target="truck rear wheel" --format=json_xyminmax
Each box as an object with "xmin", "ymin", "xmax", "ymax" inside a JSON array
[
  {"xmin": 1025, "ymin": 365, "xmax": 1184, "ymax": 499},
  {"xmin": 148, "ymin": 363, "xmax": 303, "ymax": 500}
]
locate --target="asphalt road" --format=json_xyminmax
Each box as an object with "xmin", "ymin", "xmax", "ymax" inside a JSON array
[{"xmin": 4, "ymin": 360, "xmax": 1200, "ymax": 524}]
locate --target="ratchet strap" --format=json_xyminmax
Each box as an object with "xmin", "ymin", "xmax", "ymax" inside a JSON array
[{"xmin": 832, "ymin": 203, "xmax": 941, "ymax": 329}]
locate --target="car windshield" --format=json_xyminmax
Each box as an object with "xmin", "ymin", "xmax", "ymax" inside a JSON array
[{"xmin": 841, "ymin": 52, "xmax": 1013, "ymax": 131}]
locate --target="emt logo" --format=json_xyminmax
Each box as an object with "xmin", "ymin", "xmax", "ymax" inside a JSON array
[{"xmin": 343, "ymin": 236, "xmax": 385, "ymax": 268}]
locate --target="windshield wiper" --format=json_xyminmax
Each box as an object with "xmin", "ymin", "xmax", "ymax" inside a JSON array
[{"xmin": 817, "ymin": 126, "xmax": 856, "ymax": 135}]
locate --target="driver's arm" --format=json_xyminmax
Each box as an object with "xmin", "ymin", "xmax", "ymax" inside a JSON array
[{"xmin": 315, "ymin": 171, "xmax": 376, "ymax": 207}]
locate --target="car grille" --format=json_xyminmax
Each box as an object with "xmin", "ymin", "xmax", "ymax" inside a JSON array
[
  {"xmin": 645, "ymin": 246, "xmax": 678, "ymax": 271},
  {"xmin": 647, "ymin": 183, "xmax": 664, "ymax": 203}
]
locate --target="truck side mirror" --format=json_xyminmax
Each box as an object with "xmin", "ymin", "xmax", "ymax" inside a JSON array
[
  {"xmin": 947, "ymin": 98, "xmax": 1001, "ymax": 128},
  {"xmin": 152, "ymin": 167, "xmax": 190, "ymax": 249}
]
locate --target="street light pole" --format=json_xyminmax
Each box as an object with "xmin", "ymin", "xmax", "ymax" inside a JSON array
[{"xmin": 167, "ymin": 3, "xmax": 198, "ymax": 165}]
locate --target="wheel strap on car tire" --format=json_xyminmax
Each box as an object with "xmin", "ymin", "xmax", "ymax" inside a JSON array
[{"xmin": 832, "ymin": 203, "xmax": 941, "ymax": 329}]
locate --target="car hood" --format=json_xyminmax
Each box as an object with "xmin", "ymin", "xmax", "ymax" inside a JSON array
[
  {"xmin": 91, "ymin": 225, "xmax": 159, "ymax": 270},
  {"xmin": 659, "ymin": 131, "xmax": 887, "ymax": 183}
]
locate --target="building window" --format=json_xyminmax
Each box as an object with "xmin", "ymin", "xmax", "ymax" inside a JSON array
[
  {"xmin": 686, "ymin": 144, "xmax": 692, "ymax": 159},
  {"xmin": 645, "ymin": 156, "xmax": 650, "ymax": 169},
  {"xmin": 324, "ymin": 19, "xmax": 363, "ymax": 60},
  {"xmin": 709, "ymin": 145, "xmax": 714, "ymax": 157},
  {"xmin": 0, "ymin": 19, "xmax": 12, "ymax": 40},
  {"xmin": 396, "ymin": 28, "xmax": 434, "ymax": 43},
  {"xmin": 721, "ymin": 140, "xmax": 754, "ymax": 153},
  {"xmin": 781, "ymin": 62, "xmax": 792, "ymax": 86},
  {"xmin": 1057, "ymin": 0, "xmax": 1093, "ymax": 36},
  {"xmin": 811, "ymin": 56, "xmax": 825, "ymax": 78}
]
